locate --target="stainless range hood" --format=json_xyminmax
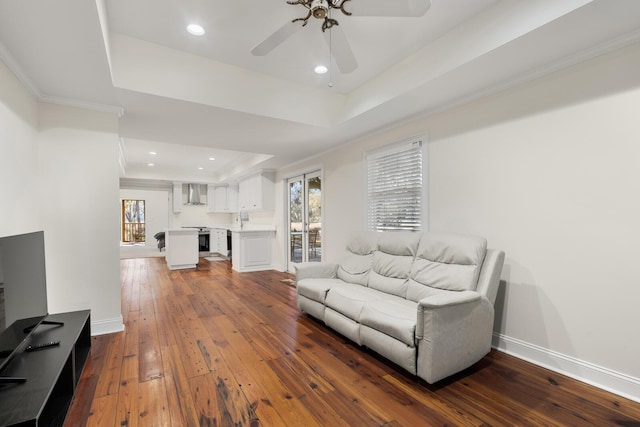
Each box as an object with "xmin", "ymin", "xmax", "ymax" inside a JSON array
[{"xmin": 186, "ymin": 184, "xmax": 204, "ymax": 205}]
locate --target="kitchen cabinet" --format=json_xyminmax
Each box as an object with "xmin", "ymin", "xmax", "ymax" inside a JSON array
[
  {"xmin": 238, "ymin": 171, "xmax": 275, "ymax": 211},
  {"xmin": 165, "ymin": 229, "xmax": 198, "ymax": 270},
  {"xmin": 172, "ymin": 183, "xmax": 183, "ymax": 213},
  {"xmin": 207, "ymin": 185, "xmax": 238, "ymax": 213},
  {"xmin": 231, "ymin": 229, "xmax": 276, "ymax": 272},
  {"xmin": 209, "ymin": 228, "xmax": 228, "ymax": 256}
]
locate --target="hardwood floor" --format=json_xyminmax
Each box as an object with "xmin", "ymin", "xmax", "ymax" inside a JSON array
[{"xmin": 64, "ymin": 257, "xmax": 640, "ymax": 426}]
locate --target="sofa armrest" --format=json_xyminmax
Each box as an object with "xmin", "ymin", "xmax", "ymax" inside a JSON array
[
  {"xmin": 476, "ymin": 249, "xmax": 505, "ymax": 306},
  {"xmin": 418, "ymin": 291, "xmax": 480, "ymax": 309},
  {"xmin": 294, "ymin": 262, "xmax": 338, "ymax": 281},
  {"xmin": 416, "ymin": 291, "xmax": 482, "ymax": 339},
  {"xmin": 416, "ymin": 292, "xmax": 494, "ymax": 383}
]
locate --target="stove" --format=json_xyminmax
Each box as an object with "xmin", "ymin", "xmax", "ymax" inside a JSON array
[{"xmin": 181, "ymin": 226, "xmax": 210, "ymax": 233}]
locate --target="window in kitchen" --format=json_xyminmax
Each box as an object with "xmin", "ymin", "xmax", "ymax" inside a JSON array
[
  {"xmin": 365, "ymin": 135, "xmax": 427, "ymax": 232},
  {"xmin": 122, "ymin": 199, "xmax": 146, "ymax": 243}
]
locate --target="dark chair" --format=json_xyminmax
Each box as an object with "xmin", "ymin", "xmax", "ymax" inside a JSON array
[{"xmin": 153, "ymin": 231, "xmax": 165, "ymax": 251}]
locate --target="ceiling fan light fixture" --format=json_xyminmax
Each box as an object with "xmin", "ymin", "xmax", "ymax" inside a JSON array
[{"xmin": 311, "ymin": 0, "xmax": 329, "ymax": 19}]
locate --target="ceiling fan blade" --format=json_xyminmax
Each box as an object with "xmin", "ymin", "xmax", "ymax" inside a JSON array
[
  {"xmin": 346, "ymin": 0, "xmax": 431, "ymax": 17},
  {"xmin": 251, "ymin": 21, "xmax": 302, "ymax": 56},
  {"xmin": 323, "ymin": 25, "xmax": 357, "ymax": 74}
]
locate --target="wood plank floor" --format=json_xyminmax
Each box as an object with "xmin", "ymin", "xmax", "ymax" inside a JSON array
[{"xmin": 64, "ymin": 257, "xmax": 640, "ymax": 426}]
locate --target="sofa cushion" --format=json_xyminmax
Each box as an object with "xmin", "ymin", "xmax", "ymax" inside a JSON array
[
  {"xmin": 324, "ymin": 284, "xmax": 382, "ymax": 322},
  {"xmin": 377, "ymin": 231, "xmax": 420, "ymax": 257},
  {"xmin": 336, "ymin": 232, "xmax": 378, "ymax": 285},
  {"xmin": 404, "ymin": 279, "xmax": 457, "ymax": 308},
  {"xmin": 368, "ymin": 269, "xmax": 409, "ymax": 298},
  {"xmin": 372, "ymin": 251, "xmax": 414, "ymax": 279},
  {"xmin": 360, "ymin": 327, "xmax": 417, "ymax": 374},
  {"xmin": 368, "ymin": 232, "xmax": 419, "ymax": 297},
  {"xmin": 346, "ymin": 231, "xmax": 379, "ymax": 255},
  {"xmin": 407, "ymin": 233, "xmax": 487, "ymax": 300},
  {"xmin": 337, "ymin": 253, "xmax": 374, "ymax": 285},
  {"xmin": 360, "ymin": 297, "xmax": 417, "ymax": 347},
  {"xmin": 297, "ymin": 278, "xmax": 345, "ymax": 304}
]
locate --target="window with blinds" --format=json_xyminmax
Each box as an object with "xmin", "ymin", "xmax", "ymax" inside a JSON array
[{"xmin": 365, "ymin": 137, "xmax": 425, "ymax": 232}]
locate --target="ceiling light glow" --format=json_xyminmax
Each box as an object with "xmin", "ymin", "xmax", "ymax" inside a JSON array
[
  {"xmin": 148, "ymin": 163, "xmax": 154, "ymax": 167},
  {"xmin": 314, "ymin": 65, "xmax": 328, "ymax": 74},
  {"xmin": 149, "ymin": 151, "xmax": 157, "ymax": 155},
  {"xmin": 187, "ymin": 24, "xmax": 205, "ymax": 36},
  {"xmin": 209, "ymin": 157, "xmax": 216, "ymax": 161}
]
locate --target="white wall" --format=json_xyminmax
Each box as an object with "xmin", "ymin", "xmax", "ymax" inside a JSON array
[
  {"xmin": 1, "ymin": 59, "xmax": 123, "ymax": 335},
  {"xmin": 37, "ymin": 103, "xmax": 123, "ymax": 335},
  {"xmin": 0, "ymin": 58, "xmax": 41, "ymax": 237},
  {"xmin": 170, "ymin": 186, "xmax": 233, "ymax": 228},
  {"xmin": 277, "ymin": 42, "xmax": 640, "ymax": 400},
  {"xmin": 172, "ymin": 205, "xmax": 232, "ymax": 228},
  {"xmin": 120, "ymin": 188, "xmax": 170, "ymax": 249},
  {"xmin": 427, "ymin": 45, "xmax": 640, "ymax": 398}
]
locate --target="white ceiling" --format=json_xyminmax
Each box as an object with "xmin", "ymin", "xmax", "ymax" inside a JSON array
[{"xmin": 1, "ymin": 0, "xmax": 640, "ymax": 185}]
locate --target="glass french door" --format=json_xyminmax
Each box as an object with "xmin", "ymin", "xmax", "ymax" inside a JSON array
[{"xmin": 288, "ymin": 171, "xmax": 322, "ymax": 271}]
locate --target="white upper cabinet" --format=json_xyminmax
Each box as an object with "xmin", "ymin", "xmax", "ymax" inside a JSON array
[
  {"xmin": 207, "ymin": 184, "xmax": 239, "ymax": 213},
  {"xmin": 238, "ymin": 171, "xmax": 275, "ymax": 211}
]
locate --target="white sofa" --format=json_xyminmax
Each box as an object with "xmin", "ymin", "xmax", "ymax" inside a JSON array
[{"xmin": 294, "ymin": 231, "xmax": 505, "ymax": 384}]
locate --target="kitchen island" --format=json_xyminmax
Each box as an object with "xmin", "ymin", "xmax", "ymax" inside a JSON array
[
  {"xmin": 230, "ymin": 226, "xmax": 276, "ymax": 273},
  {"xmin": 165, "ymin": 228, "xmax": 198, "ymax": 270}
]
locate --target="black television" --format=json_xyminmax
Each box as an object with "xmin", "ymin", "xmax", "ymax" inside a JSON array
[{"xmin": 0, "ymin": 231, "xmax": 51, "ymax": 383}]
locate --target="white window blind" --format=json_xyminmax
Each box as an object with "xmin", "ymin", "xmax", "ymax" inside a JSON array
[{"xmin": 366, "ymin": 138, "xmax": 424, "ymax": 232}]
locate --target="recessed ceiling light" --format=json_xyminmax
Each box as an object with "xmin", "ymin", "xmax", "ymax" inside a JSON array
[
  {"xmin": 187, "ymin": 24, "xmax": 205, "ymax": 36},
  {"xmin": 149, "ymin": 151, "xmax": 157, "ymax": 155},
  {"xmin": 209, "ymin": 157, "xmax": 216, "ymax": 161},
  {"xmin": 314, "ymin": 65, "xmax": 328, "ymax": 74},
  {"xmin": 198, "ymin": 167, "xmax": 204, "ymax": 170},
  {"xmin": 148, "ymin": 163, "xmax": 154, "ymax": 167}
]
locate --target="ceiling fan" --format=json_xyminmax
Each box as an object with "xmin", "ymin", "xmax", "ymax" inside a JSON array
[{"xmin": 251, "ymin": 0, "xmax": 432, "ymax": 74}]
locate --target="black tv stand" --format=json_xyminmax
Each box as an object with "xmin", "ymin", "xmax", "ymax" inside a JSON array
[
  {"xmin": 0, "ymin": 376, "xmax": 27, "ymax": 385},
  {"xmin": 0, "ymin": 310, "xmax": 91, "ymax": 427},
  {"xmin": 23, "ymin": 319, "xmax": 65, "ymax": 334}
]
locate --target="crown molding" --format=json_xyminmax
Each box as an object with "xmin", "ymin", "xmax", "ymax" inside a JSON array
[
  {"xmin": 0, "ymin": 40, "xmax": 41, "ymax": 98},
  {"xmin": 38, "ymin": 93, "xmax": 124, "ymax": 118},
  {"xmin": 0, "ymin": 40, "xmax": 124, "ymax": 118},
  {"xmin": 412, "ymin": 28, "xmax": 640, "ymax": 125},
  {"xmin": 119, "ymin": 177, "xmax": 174, "ymax": 190}
]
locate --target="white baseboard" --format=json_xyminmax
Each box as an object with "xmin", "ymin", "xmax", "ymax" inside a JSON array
[
  {"xmin": 232, "ymin": 264, "xmax": 280, "ymax": 273},
  {"xmin": 493, "ymin": 333, "xmax": 640, "ymax": 404},
  {"xmin": 91, "ymin": 316, "xmax": 125, "ymax": 336}
]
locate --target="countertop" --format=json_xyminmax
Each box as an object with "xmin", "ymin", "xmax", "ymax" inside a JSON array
[
  {"xmin": 171, "ymin": 225, "xmax": 276, "ymax": 232},
  {"xmin": 229, "ymin": 225, "xmax": 276, "ymax": 233}
]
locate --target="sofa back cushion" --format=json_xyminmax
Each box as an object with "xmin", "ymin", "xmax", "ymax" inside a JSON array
[
  {"xmin": 368, "ymin": 232, "xmax": 420, "ymax": 297},
  {"xmin": 407, "ymin": 232, "xmax": 487, "ymax": 301},
  {"xmin": 337, "ymin": 232, "xmax": 378, "ymax": 285}
]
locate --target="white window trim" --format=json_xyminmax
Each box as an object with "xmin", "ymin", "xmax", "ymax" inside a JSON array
[{"xmin": 363, "ymin": 134, "xmax": 428, "ymax": 232}]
